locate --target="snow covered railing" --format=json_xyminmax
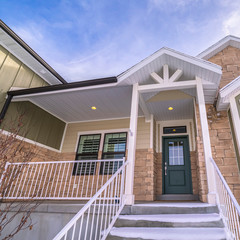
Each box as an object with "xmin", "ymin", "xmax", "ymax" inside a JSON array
[
  {"xmin": 52, "ymin": 160, "xmax": 128, "ymax": 240},
  {"xmin": 1, "ymin": 159, "xmax": 124, "ymax": 200},
  {"xmin": 211, "ymin": 157, "xmax": 240, "ymax": 239}
]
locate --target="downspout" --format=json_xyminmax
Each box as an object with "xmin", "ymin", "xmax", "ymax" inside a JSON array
[{"xmin": 0, "ymin": 94, "xmax": 13, "ymax": 125}]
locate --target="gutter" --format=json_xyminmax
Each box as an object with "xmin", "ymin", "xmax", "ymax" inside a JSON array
[{"xmin": 0, "ymin": 76, "xmax": 117, "ymax": 124}]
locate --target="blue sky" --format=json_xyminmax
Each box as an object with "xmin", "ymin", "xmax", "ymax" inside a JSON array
[{"xmin": 1, "ymin": 0, "xmax": 240, "ymax": 82}]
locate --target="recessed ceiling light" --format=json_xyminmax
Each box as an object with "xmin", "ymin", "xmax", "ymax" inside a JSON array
[
  {"xmin": 168, "ymin": 107, "xmax": 173, "ymax": 111},
  {"xmin": 91, "ymin": 106, "xmax": 97, "ymax": 110}
]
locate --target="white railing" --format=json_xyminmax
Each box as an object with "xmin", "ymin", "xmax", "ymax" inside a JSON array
[
  {"xmin": 211, "ymin": 157, "xmax": 240, "ymax": 240},
  {"xmin": 1, "ymin": 159, "xmax": 124, "ymax": 200},
  {"xmin": 52, "ymin": 160, "xmax": 128, "ymax": 240}
]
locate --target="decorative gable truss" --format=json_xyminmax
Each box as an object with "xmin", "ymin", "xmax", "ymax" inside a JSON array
[{"xmin": 138, "ymin": 64, "xmax": 217, "ymax": 122}]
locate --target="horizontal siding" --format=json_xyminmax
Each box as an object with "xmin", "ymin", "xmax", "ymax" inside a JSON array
[
  {"xmin": 62, "ymin": 117, "xmax": 150, "ymax": 153},
  {"xmin": 3, "ymin": 101, "xmax": 65, "ymax": 150}
]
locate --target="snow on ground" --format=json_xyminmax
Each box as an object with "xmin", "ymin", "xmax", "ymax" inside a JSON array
[
  {"xmin": 110, "ymin": 227, "xmax": 226, "ymax": 240},
  {"xmin": 118, "ymin": 213, "xmax": 220, "ymax": 222}
]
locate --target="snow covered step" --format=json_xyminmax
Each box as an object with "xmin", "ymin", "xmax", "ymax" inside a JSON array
[
  {"xmin": 122, "ymin": 202, "xmax": 218, "ymax": 215},
  {"xmin": 115, "ymin": 213, "xmax": 224, "ymax": 228},
  {"xmin": 107, "ymin": 227, "xmax": 226, "ymax": 240}
]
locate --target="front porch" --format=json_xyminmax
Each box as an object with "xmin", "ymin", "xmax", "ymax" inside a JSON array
[{"xmin": 4, "ymin": 48, "xmax": 224, "ymax": 205}]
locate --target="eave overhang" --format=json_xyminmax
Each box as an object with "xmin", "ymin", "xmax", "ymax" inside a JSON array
[
  {"xmin": 0, "ymin": 20, "xmax": 66, "ymax": 85},
  {"xmin": 217, "ymin": 76, "xmax": 240, "ymax": 111},
  {"xmin": 197, "ymin": 35, "xmax": 240, "ymax": 60}
]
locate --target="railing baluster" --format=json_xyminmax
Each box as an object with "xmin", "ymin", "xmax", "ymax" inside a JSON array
[
  {"xmin": 76, "ymin": 162, "xmax": 83, "ymax": 198},
  {"xmin": 58, "ymin": 163, "xmax": 66, "ymax": 198},
  {"xmin": 16, "ymin": 163, "xmax": 27, "ymax": 198},
  {"xmin": 62, "ymin": 162, "xmax": 71, "ymax": 198},
  {"xmin": 27, "ymin": 164, "xmax": 38, "ymax": 198},
  {"xmin": 45, "ymin": 163, "xmax": 54, "ymax": 198},
  {"xmin": 6, "ymin": 164, "xmax": 16, "ymax": 197},
  {"xmin": 53, "ymin": 163, "xmax": 62, "ymax": 198},
  {"xmin": 211, "ymin": 157, "xmax": 240, "ymax": 240},
  {"xmin": 41, "ymin": 162, "xmax": 51, "ymax": 197},
  {"xmin": 3, "ymin": 158, "xmax": 127, "ymax": 239}
]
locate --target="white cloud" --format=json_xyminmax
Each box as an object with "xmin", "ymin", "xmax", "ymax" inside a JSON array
[
  {"xmin": 9, "ymin": 0, "xmax": 240, "ymax": 83},
  {"xmin": 223, "ymin": 10, "xmax": 240, "ymax": 36}
]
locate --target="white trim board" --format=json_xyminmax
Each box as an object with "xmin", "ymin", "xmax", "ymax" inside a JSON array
[
  {"xmin": 118, "ymin": 47, "xmax": 221, "ymax": 83},
  {"xmin": 197, "ymin": 35, "xmax": 240, "ymax": 60},
  {"xmin": 74, "ymin": 128, "xmax": 130, "ymax": 153},
  {"xmin": 217, "ymin": 76, "xmax": 240, "ymax": 111},
  {"xmin": 0, "ymin": 129, "xmax": 61, "ymax": 153},
  {"xmin": 156, "ymin": 119, "xmax": 195, "ymax": 152},
  {"xmin": 0, "ymin": 31, "xmax": 63, "ymax": 85}
]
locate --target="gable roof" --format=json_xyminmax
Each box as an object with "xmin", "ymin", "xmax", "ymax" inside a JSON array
[
  {"xmin": 197, "ymin": 35, "xmax": 240, "ymax": 60},
  {"xmin": 117, "ymin": 47, "xmax": 222, "ymax": 86},
  {"xmin": 0, "ymin": 20, "xmax": 66, "ymax": 85},
  {"xmin": 217, "ymin": 75, "xmax": 240, "ymax": 111}
]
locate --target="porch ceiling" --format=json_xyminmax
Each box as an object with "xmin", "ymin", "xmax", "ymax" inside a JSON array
[{"xmin": 12, "ymin": 85, "xmax": 141, "ymax": 123}]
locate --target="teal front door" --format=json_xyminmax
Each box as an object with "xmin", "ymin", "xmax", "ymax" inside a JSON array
[{"xmin": 163, "ymin": 136, "xmax": 192, "ymax": 194}]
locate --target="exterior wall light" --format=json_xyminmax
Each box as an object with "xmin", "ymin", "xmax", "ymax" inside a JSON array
[{"xmin": 168, "ymin": 107, "xmax": 173, "ymax": 110}]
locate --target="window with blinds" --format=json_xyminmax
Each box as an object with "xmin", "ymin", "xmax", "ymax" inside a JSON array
[
  {"xmin": 100, "ymin": 132, "xmax": 127, "ymax": 174},
  {"xmin": 73, "ymin": 134, "xmax": 101, "ymax": 175}
]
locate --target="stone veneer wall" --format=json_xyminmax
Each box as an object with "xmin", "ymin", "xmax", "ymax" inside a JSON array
[
  {"xmin": 195, "ymin": 104, "xmax": 240, "ymax": 203},
  {"xmin": 208, "ymin": 46, "xmax": 240, "ymax": 89},
  {"xmin": 206, "ymin": 105, "xmax": 240, "ymax": 203},
  {"xmin": 134, "ymin": 149, "xmax": 155, "ymax": 201}
]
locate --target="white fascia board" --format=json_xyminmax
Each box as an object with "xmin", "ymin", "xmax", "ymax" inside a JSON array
[
  {"xmin": 163, "ymin": 48, "xmax": 222, "ymax": 74},
  {"xmin": 219, "ymin": 76, "xmax": 240, "ymax": 101},
  {"xmin": 197, "ymin": 35, "xmax": 240, "ymax": 60},
  {"xmin": 216, "ymin": 77, "xmax": 240, "ymax": 111},
  {"xmin": 11, "ymin": 82, "xmax": 118, "ymax": 100},
  {"xmin": 0, "ymin": 29, "xmax": 63, "ymax": 85},
  {"xmin": 117, "ymin": 47, "xmax": 222, "ymax": 84}
]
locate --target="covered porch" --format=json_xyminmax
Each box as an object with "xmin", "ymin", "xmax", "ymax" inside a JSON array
[{"xmin": 5, "ymin": 48, "xmax": 222, "ymax": 205}]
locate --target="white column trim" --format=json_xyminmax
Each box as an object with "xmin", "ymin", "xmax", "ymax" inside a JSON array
[
  {"xmin": 125, "ymin": 83, "xmax": 139, "ymax": 205},
  {"xmin": 196, "ymin": 76, "xmax": 216, "ymax": 204},
  {"xmin": 229, "ymin": 97, "xmax": 240, "ymax": 154},
  {"xmin": 150, "ymin": 114, "xmax": 154, "ymax": 149}
]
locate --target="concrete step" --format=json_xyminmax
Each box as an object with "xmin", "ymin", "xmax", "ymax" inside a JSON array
[
  {"xmin": 115, "ymin": 213, "xmax": 224, "ymax": 228},
  {"xmin": 121, "ymin": 203, "xmax": 219, "ymax": 215},
  {"xmin": 107, "ymin": 227, "xmax": 226, "ymax": 240}
]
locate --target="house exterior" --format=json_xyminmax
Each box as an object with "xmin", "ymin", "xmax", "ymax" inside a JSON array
[{"xmin": 1, "ymin": 20, "xmax": 240, "ymax": 239}]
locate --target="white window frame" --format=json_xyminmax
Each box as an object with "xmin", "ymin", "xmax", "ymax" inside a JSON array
[{"xmin": 75, "ymin": 128, "xmax": 129, "ymax": 158}]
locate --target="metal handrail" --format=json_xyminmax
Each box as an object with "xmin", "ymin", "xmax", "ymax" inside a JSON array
[
  {"xmin": 52, "ymin": 160, "xmax": 128, "ymax": 240},
  {"xmin": 211, "ymin": 157, "xmax": 240, "ymax": 215},
  {"xmin": 2, "ymin": 158, "xmax": 125, "ymax": 200},
  {"xmin": 211, "ymin": 157, "xmax": 240, "ymax": 239},
  {"xmin": 8, "ymin": 158, "xmax": 124, "ymax": 165}
]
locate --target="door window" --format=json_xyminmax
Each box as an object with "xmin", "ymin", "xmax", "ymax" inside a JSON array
[{"xmin": 168, "ymin": 140, "xmax": 184, "ymax": 166}]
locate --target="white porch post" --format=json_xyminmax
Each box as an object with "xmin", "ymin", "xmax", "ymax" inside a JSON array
[
  {"xmin": 229, "ymin": 97, "xmax": 240, "ymax": 152},
  {"xmin": 196, "ymin": 77, "xmax": 216, "ymax": 204},
  {"xmin": 125, "ymin": 83, "xmax": 139, "ymax": 205}
]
